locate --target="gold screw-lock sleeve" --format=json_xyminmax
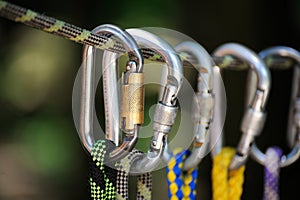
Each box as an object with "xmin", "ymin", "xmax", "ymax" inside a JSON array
[{"xmin": 121, "ymin": 73, "xmax": 145, "ymax": 131}]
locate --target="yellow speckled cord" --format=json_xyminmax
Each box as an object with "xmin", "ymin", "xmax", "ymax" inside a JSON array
[{"xmin": 212, "ymin": 147, "xmax": 245, "ymax": 200}]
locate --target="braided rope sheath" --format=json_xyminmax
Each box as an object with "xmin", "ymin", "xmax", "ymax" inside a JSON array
[
  {"xmin": 0, "ymin": 1, "xmax": 295, "ymax": 70},
  {"xmin": 90, "ymin": 140, "xmax": 152, "ymax": 200},
  {"xmin": 89, "ymin": 140, "xmax": 117, "ymax": 200},
  {"xmin": 166, "ymin": 149, "xmax": 198, "ymax": 200},
  {"xmin": 264, "ymin": 147, "xmax": 283, "ymax": 200},
  {"xmin": 137, "ymin": 173, "xmax": 152, "ymax": 200},
  {"xmin": 212, "ymin": 147, "xmax": 245, "ymax": 200},
  {"xmin": 116, "ymin": 149, "xmax": 152, "ymax": 200}
]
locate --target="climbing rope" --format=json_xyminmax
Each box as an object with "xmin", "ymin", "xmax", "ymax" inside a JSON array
[
  {"xmin": 0, "ymin": 1, "xmax": 294, "ymax": 70},
  {"xmin": 166, "ymin": 149, "xmax": 198, "ymax": 200},
  {"xmin": 89, "ymin": 140, "xmax": 117, "ymax": 200},
  {"xmin": 212, "ymin": 147, "xmax": 245, "ymax": 200},
  {"xmin": 264, "ymin": 147, "xmax": 282, "ymax": 200},
  {"xmin": 89, "ymin": 140, "xmax": 152, "ymax": 200},
  {"xmin": 115, "ymin": 149, "xmax": 152, "ymax": 200}
]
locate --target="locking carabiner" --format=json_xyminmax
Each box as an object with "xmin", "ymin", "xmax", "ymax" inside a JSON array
[
  {"xmin": 79, "ymin": 24, "xmax": 144, "ymax": 154},
  {"xmin": 172, "ymin": 41, "xmax": 214, "ymax": 170},
  {"xmin": 250, "ymin": 46, "xmax": 300, "ymax": 167},
  {"xmin": 212, "ymin": 43, "xmax": 271, "ymax": 170},
  {"xmin": 124, "ymin": 29, "xmax": 183, "ymax": 174},
  {"xmin": 102, "ymin": 40, "xmax": 146, "ymax": 161}
]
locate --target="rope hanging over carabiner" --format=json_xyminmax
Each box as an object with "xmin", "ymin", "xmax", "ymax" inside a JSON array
[
  {"xmin": 115, "ymin": 148, "xmax": 152, "ymax": 200},
  {"xmin": 89, "ymin": 140, "xmax": 152, "ymax": 200},
  {"xmin": 89, "ymin": 140, "xmax": 117, "ymax": 200},
  {"xmin": 166, "ymin": 149, "xmax": 198, "ymax": 200},
  {"xmin": 212, "ymin": 147, "xmax": 245, "ymax": 200}
]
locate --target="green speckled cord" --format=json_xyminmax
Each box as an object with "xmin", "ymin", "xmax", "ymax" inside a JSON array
[
  {"xmin": 90, "ymin": 140, "xmax": 152, "ymax": 200},
  {"xmin": 0, "ymin": 0, "xmax": 295, "ymax": 70},
  {"xmin": 90, "ymin": 140, "xmax": 117, "ymax": 200},
  {"xmin": 116, "ymin": 149, "xmax": 152, "ymax": 200}
]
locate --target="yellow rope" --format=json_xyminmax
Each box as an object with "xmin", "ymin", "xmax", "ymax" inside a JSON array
[{"xmin": 212, "ymin": 147, "xmax": 245, "ymax": 200}]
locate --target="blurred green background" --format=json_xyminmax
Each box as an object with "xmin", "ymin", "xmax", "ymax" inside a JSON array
[{"xmin": 0, "ymin": 0, "xmax": 300, "ymax": 199}]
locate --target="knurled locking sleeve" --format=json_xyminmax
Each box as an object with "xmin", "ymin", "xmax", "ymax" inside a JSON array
[
  {"xmin": 193, "ymin": 93, "xmax": 214, "ymax": 146},
  {"xmin": 194, "ymin": 92, "xmax": 214, "ymax": 124},
  {"xmin": 241, "ymin": 107, "xmax": 266, "ymax": 136},
  {"xmin": 153, "ymin": 103, "xmax": 178, "ymax": 134},
  {"xmin": 121, "ymin": 73, "xmax": 144, "ymax": 131}
]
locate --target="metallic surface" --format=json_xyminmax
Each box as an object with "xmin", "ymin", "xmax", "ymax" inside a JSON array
[
  {"xmin": 210, "ymin": 67, "xmax": 225, "ymax": 158},
  {"xmin": 250, "ymin": 46, "xmax": 300, "ymax": 167},
  {"xmin": 213, "ymin": 43, "xmax": 271, "ymax": 170},
  {"xmin": 79, "ymin": 24, "xmax": 143, "ymax": 153},
  {"xmin": 173, "ymin": 41, "xmax": 215, "ymax": 170},
  {"xmin": 120, "ymin": 73, "xmax": 144, "ymax": 131},
  {"xmin": 102, "ymin": 51, "xmax": 121, "ymax": 145},
  {"xmin": 126, "ymin": 29, "xmax": 183, "ymax": 174}
]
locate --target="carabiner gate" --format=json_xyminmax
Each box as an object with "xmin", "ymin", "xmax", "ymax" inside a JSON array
[
  {"xmin": 173, "ymin": 41, "xmax": 215, "ymax": 170},
  {"xmin": 250, "ymin": 46, "xmax": 300, "ymax": 167},
  {"xmin": 212, "ymin": 43, "xmax": 271, "ymax": 170},
  {"xmin": 125, "ymin": 29, "xmax": 183, "ymax": 174}
]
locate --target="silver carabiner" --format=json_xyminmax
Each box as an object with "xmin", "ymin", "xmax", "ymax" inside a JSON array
[
  {"xmin": 250, "ymin": 46, "xmax": 300, "ymax": 167},
  {"xmin": 125, "ymin": 29, "xmax": 183, "ymax": 174},
  {"xmin": 102, "ymin": 51, "xmax": 121, "ymax": 146},
  {"xmin": 172, "ymin": 41, "xmax": 214, "ymax": 170},
  {"xmin": 80, "ymin": 24, "xmax": 144, "ymax": 154},
  {"xmin": 212, "ymin": 43, "xmax": 271, "ymax": 170}
]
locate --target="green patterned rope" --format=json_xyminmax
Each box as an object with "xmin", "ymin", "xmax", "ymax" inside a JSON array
[{"xmin": 0, "ymin": 0, "xmax": 296, "ymax": 70}]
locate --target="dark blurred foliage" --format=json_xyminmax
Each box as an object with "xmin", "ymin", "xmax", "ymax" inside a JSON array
[{"xmin": 0, "ymin": 0, "xmax": 299, "ymax": 199}]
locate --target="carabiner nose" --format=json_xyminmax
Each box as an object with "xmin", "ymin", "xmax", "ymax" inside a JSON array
[
  {"xmin": 80, "ymin": 24, "xmax": 143, "ymax": 153},
  {"xmin": 213, "ymin": 43, "xmax": 271, "ymax": 170},
  {"xmin": 250, "ymin": 46, "xmax": 300, "ymax": 167},
  {"xmin": 174, "ymin": 41, "xmax": 215, "ymax": 170},
  {"xmin": 125, "ymin": 29, "xmax": 183, "ymax": 174}
]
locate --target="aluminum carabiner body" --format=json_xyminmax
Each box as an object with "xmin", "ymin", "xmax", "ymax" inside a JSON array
[
  {"xmin": 125, "ymin": 29, "xmax": 183, "ymax": 174},
  {"xmin": 250, "ymin": 46, "xmax": 300, "ymax": 167},
  {"xmin": 79, "ymin": 24, "xmax": 144, "ymax": 154},
  {"xmin": 171, "ymin": 41, "xmax": 215, "ymax": 170},
  {"xmin": 212, "ymin": 43, "xmax": 271, "ymax": 170}
]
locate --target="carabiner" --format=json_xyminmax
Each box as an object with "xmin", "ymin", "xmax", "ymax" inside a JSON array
[
  {"xmin": 250, "ymin": 46, "xmax": 300, "ymax": 167},
  {"xmin": 172, "ymin": 41, "xmax": 214, "ymax": 170},
  {"xmin": 79, "ymin": 24, "xmax": 144, "ymax": 154},
  {"xmin": 212, "ymin": 43, "xmax": 271, "ymax": 170},
  {"xmin": 125, "ymin": 29, "xmax": 183, "ymax": 174},
  {"xmin": 102, "ymin": 42, "xmax": 146, "ymax": 161}
]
